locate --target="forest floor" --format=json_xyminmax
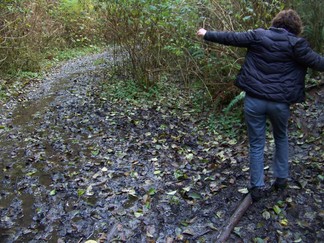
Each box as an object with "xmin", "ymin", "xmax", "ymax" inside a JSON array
[{"xmin": 0, "ymin": 51, "xmax": 323, "ymax": 243}]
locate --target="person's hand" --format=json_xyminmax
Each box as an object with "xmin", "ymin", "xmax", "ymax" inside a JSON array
[{"xmin": 197, "ymin": 28, "xmax": 207, "ymax": 37}]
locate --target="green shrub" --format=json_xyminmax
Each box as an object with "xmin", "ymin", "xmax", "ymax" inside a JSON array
[
  {"xmin": 0, "ymin": 0, "xmax": 59, "ymax": 73},
  {"xmin": 0, "ymin": 0, "xmax": 104, "ymax": 76},
  {"xmin": 99, "ymin": 0, "xmax": 287, "ymax": 109},
  {"xmin": 100, "ymin": 0, "xmax": 199, "ymax": 89},
  {"xmin": 293, "ymin": 0, "xmax": 324, "ymax": 53},
  {"xmin": 53, "ymin": 0, "xmax": 102, "ymax": 47}
]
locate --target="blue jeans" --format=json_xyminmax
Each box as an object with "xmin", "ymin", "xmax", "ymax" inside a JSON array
[{"xmin": 244, "ymin": 95, "xmax": 290, "ymax": 187}]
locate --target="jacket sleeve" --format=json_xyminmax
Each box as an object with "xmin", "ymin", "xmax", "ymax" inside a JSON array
[
  {"xmin": 293, "ymin": 38, "xmax": 324, "ymax": 71},
  {"xmin": 203, "ymin": 30, "xmax": 257, "ymax": 48}
]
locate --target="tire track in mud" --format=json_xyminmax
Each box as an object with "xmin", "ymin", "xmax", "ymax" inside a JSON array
[{"xmin": 0, "ymin": 52, "xmax": 121, "ymax": 242}]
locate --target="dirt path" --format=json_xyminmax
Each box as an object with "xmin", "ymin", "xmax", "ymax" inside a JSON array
[{"xmin": 0, "ymin": 52, "xmax": 323, "ymax": 242}]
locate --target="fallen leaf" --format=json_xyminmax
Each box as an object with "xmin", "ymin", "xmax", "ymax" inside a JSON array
[
  {"xmin": 134, "ymin": 210, "xmax": 143, "ymax": 218},
  {"xmin": 166, "ymin": 190, "xmax": 177, "ymax": 195},
  {"xmin": 273, "ymin": 205, "xmax": 281, "ymax": 215},
  {"xmin": 146, "ymin": 225, "xmax": 155, "ymax": 238},
  {"xmin": 238, "ymin": 188, "xmax": 249, "ymax": 194},
  {"xmin": 262, "ymin": 210, "xmax": 271, "ymax": 220},
  {"xmin": 188, "ymin": 192, "xmax": 201, "ymax": 200},
  {"xmin": 49, "ymin": 190, "xmax": 56, "ymax": 196},
  {"xmin": 280, "ymin": 219, "xmax": 288, "ymax": 226},
  {"xmin": 148, "ymin": 188, "xmax": 156, "ymax": 196},
  {"xmin": 242, "ymin": 167, "xmax": 249, "ymax": 172},
  {"xmin": 182, "ymin": 229, "xmax": 194, "ymax": 236}
]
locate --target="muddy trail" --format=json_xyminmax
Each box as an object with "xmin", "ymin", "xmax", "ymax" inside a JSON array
[{"xmin": 0, "ymin": 51, "xmax": 323, "ymax": 243}]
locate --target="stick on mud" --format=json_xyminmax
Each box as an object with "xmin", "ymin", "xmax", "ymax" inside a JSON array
[{"xmin": 215, "ymin": 193, "xmax": 253, "ymax": 243}]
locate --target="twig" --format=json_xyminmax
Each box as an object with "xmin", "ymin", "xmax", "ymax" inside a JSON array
[
  {"xmin": 192, "ymin": 229, "xmax": 212, "ymax": 240},
  {"xmin": 0, "ymin": 56, "xmax": 7, "ymax": 64},
  {"xmin": 106, "ymin": 223, "xmax": 119, "ymax": 242},
  {"xmin": 91, "ymin": 178, "xmax": 108, "ymax": 187},
  {"xmin": 305, "ymin": 81, "xmax": 324, "ymax": 91}
]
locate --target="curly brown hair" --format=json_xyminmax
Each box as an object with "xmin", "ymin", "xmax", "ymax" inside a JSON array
[{"xmin": 271, "ymin": 9, "xmax": 303, "ymax": 35}]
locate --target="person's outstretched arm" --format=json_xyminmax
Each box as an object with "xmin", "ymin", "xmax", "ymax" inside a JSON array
[
  {"xmin": 197, "ymin": 28, "xmax": 256, "ymax": 48},
  {"xmin": 293, "ymin": 38, "xmax": 324, "ymax": 71}
]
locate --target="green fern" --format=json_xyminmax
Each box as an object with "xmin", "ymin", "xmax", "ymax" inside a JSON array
[{"xmin": 223, "ymin": 91, "xmax": 245, "ymax": 113}]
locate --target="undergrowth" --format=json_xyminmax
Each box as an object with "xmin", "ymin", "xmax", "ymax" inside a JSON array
[
  {"xmin": 42, "ymin": 45, "xmax": 104, "ymax": 70},
  {"xmin": 100, "ymin": 76, "xmax": 245, "ymax": 138},
  {"xmin": 0, "ymin": 45, "xmax": 104, "ymax": 103},
  {"xmin": 100, "ymin": 76, "xmax": 183, "ymax": 107},
  {"xmin": 206, "ymin": 108, "xmax": 244, "ymax": 139}
]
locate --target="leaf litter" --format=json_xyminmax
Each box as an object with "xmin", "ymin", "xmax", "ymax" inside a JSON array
[{"xmin": 0, "ymin": 52, "xmax": 323, "ymax": 242}]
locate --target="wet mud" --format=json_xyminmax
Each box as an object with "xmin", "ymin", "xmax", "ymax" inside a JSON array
[{"xmin": 0, "ymin": 51, "xmax": 323, "ymax": 242}]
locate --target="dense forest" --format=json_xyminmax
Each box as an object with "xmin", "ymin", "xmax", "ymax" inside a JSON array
[
  {"xmin": 0, "ymin": 0, "xmax": 323, "ymax": 242},
  {"xmin": 1, "ymin": 0, "xmax": 323, "ymax": 106}
]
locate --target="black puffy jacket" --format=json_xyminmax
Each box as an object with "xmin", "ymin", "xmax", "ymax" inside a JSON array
[{"xmin": 204, "ymin": 27, "xmax": 324, "ymax": 104}]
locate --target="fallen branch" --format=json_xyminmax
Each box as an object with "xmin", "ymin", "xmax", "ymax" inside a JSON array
[{"xmin": 215, "ymin": 193, "xmax": 253, "ymax": 243}]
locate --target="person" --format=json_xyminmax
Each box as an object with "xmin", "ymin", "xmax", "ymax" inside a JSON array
[{"xmin": 196, "ymin": 9, "xmax": 324, "ymax": 202}]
